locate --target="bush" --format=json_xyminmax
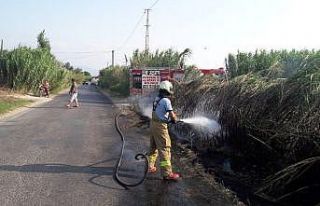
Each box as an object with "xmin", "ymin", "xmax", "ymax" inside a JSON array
[{"xmin": 99, "ymin": 66, "xmax": 129, "ymax": 96}]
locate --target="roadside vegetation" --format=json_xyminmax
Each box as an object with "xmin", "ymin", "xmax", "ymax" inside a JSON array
[
  {"xmin": 2, "ymin": 31, "xmax": 317, "ymax": 204},
  {"xmin": 173, "ymin": 49, "xmax": 320, "ymax": 205},
  {"xmin": 0, "ymin": 30, "xmax": 89, "ymax": 95},
  {"xmin": 226, "ymin": 49, "xmax": 320, "ymax": 79},
  {"xmin": 130, "ymin": 48, "xmax": 191, "ymax": 68},
  {"xmin": 0, "ymin": 97, "xmax": 33, "ymax": 115},
  {"xmin": 0, "ymin": 31, "xmax": 90, "ymax": 115},
  {"xmin": 99, "ymin": 66, "xmax": 130, "ymax": 96},
  {"xmin": 98, "ymin": 48, "xmax": 193, "ymax": 96}
]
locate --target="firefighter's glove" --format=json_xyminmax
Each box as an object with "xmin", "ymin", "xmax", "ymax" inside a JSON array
[{"xmin": 169, "ymin": 119, "xmax": 178, "ymax": 124}]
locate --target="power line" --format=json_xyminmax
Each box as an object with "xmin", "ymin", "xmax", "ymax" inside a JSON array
[
  {"xmin": 117, "ymin": 12, "xmax": 146, "ymax": 50},
  {"xmin": 117, "ymin": 0, "xmax": 160, "ymax": 50},
  {"xmin": 149, "ymin": 0, "xmax": 160, "ymax": 9},
  {"xmin": 53, "ymin": 50, "xmax": 113, "ymax": 54},
  {"xmin": 62, "ymin": 55, "xmax": 100, "ymax": 60},
  {"xmin": 55, "ymin": 0, "xmax": 161, "ymax": 66}
]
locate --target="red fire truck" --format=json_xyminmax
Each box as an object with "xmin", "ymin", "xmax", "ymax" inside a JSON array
[{"xmin": 130, "ymin": 67, "xmax": 224, "ymax": 95}]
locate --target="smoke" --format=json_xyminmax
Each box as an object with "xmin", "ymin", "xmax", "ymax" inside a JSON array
[
  {"xmin": 134, "ymin": 94, "xmax": 156, "ymax": 118},
  {"xmin": 140, "ymin": 105, "xmax": 152, "ymax": 118}
]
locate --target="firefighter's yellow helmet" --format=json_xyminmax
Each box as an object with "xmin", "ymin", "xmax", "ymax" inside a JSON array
[{"xmin": 159, "ymin": 80, "xmax": 173, "ymax": 94}]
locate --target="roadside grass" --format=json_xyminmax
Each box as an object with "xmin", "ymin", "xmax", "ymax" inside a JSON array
[
  {"xmin": 100, "ymin": 87, "xmax": 129, "ymax": 98},
  {"xmin": 0, "ymin": 97, "xmax": 33, "ymax": 115}
]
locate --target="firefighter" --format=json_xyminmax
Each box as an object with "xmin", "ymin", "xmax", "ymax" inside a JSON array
[{"xmin": 148, "ymin": 80, "xmax": 180, "ymax": 181}]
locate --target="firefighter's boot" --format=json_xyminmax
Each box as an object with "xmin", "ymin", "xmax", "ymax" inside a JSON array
[
  {"xmin": 148, "ymin": 166, "xmax": 157, "ymax": 174},
  {"xmin": 163, "ymin": 172, "xmax": 180, "ymax": 181}
]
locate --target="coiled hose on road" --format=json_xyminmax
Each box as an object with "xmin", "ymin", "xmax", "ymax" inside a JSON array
[{"xmin": 113, "ymin": 112, "xmax": 149, "ymax": 190}]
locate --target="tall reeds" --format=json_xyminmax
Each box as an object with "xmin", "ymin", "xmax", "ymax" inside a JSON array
[
  {"xmin": 174, "ymin": 49, "xmax": 320, "ymax": 204},
  {"xmin": 0, "ymin": 46, "xmax": 71, "ymax": 93}
]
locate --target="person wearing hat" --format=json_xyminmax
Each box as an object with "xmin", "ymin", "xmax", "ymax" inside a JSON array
[{"xmin": 148, "ymin": 80, "xmax": 180, "ymax": 181}]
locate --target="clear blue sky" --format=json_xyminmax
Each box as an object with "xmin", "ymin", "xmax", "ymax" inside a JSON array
[{"xmin": 1, "ymin": 0, "xmax": 320, "ymax": 76}]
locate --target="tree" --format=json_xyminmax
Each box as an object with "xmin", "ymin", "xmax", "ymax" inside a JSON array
[
  {"xmin": 37, "ymin": 30, "xmax": 51, "ymax": 51},
  {"xmin": 227, "ymin": 54, "xmax": 238, "ymax": 78},
  {"xmin": 99, "ymin": 65, "xmax": 129, "ymax": 96},
  {"xmin": 130, "ymin": 48, "xmax": 192, "ymax": 68},
  {"xmin": 64, "ymin": 62, "xmax": 72, "ymax": 70},
  {"xmin": 83, "ymin": 71, "xmax": 91, "ymax": 77},
  {"xmin": 182, "ymin": 65, "xmax": 202, "ymax": 82},
  {"xmin": 177, "ymin": 48, "xmax": 192, "ymax": 69},
  {"xmin": 74, "ymin": 68, "xmax": 82, "ymax": 73}
]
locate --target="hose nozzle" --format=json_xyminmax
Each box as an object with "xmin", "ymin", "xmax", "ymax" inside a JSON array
[{"xmin": 168, "ymin": 119, "xmax": 184, "ymax": 124}]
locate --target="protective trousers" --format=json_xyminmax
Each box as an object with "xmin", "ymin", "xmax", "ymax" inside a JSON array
[{"xmin": 148, "ymin": 118, "xmax": 172, "ymax": 177}]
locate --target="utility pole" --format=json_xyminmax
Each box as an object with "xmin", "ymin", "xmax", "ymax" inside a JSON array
[
  {"xmin": 112, "ymin": 50, "xmax": 114, "ymax": 67},
  {"xmin": 0, "ymin": 39, "xmax": 3, "ymax": 57},
  {"xmin": 224, "ymin": 58, "xmax": 229, "ymax": 83},
  {"xmin": 144, "ymin": 9, "xmax": 151, "ymax": 53},
  {"xmin": 124, "ymin": 54, "xmax": 128, "ymax": 67}
]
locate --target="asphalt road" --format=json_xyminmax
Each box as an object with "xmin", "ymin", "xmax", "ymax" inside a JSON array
[{"xmin": 0, "ymin": 85, "xmax": 234, "ymax": 206}]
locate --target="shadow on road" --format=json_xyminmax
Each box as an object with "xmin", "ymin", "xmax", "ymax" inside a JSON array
[
  {"xmin": 79, "ymin": 100, "xmax": 113, "ymax": 105},
  {"xmin": 25, "ymin": 106, "xmax": 66, "ymax": 109},
  {"xmin": 26, "ymin": 102, "xmax": 113, "ymax": 109},
  {"xmin": 0, "ymin": 163, "xmax": 114, "ymax": 175},
  {"xmin": 0, "ymin": 159, "xmax": 139, "ymax": 190}
]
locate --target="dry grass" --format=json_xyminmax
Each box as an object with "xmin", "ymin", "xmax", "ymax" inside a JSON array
[{"xmin": 173, "ymin": 67, "xmax": 320, "ymax": 204}]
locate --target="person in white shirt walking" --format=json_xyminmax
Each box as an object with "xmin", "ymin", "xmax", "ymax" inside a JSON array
[{"xmin": 66, "ymin": 78, "xmax": 79, "ymax": 108}]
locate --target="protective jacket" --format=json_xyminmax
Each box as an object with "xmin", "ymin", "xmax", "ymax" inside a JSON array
[{"xmin": 148, "ymin": 95, "xmax": 174, "ymax": 176}]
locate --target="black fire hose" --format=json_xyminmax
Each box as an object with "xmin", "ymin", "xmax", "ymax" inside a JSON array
[{"xmin": 113, "ymin": 112, "xmax": 149, "ymax": 189}]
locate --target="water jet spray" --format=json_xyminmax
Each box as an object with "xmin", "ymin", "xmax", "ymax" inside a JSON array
[{"xmin": 179, "ymin": 116, "xmax": 221, "ymax": 134}]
